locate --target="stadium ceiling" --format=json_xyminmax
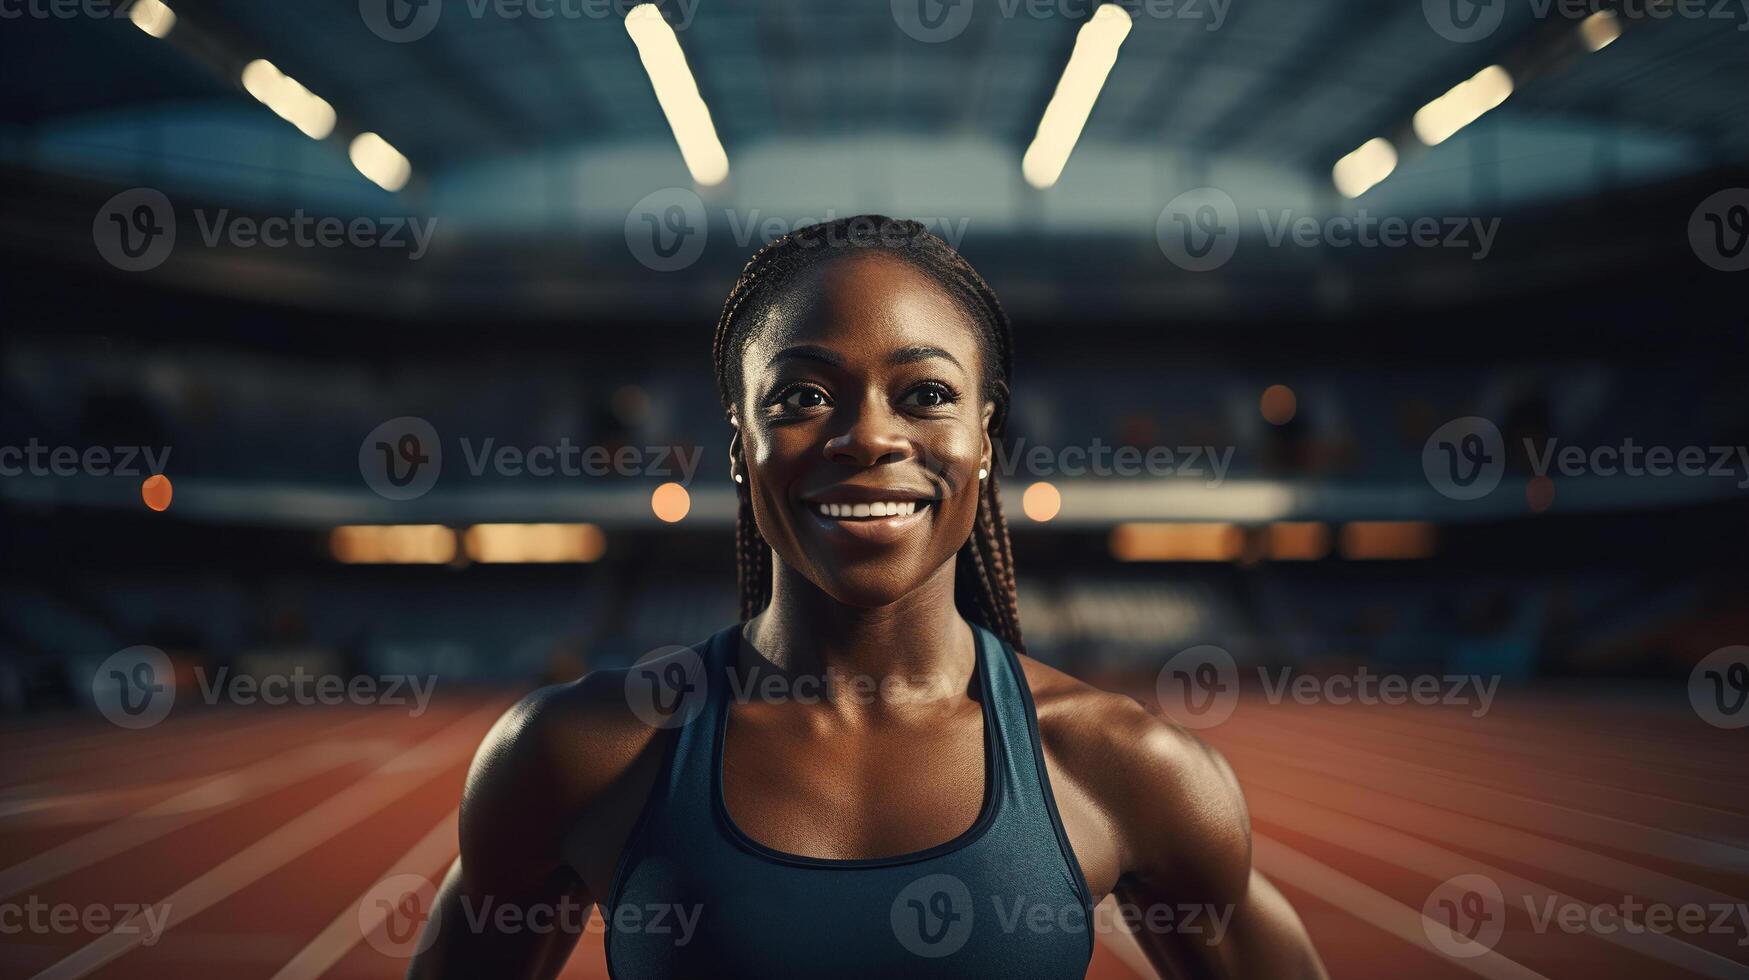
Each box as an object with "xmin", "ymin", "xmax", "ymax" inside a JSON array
[{"xmin": 2, "ymin": 0, "xmax": 1744, "ymax": 176}]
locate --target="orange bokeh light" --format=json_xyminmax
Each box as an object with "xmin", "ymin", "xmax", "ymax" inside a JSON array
[
  {"xmin": 1022, "ymin": 481, "xmax": 1061, "ymax": 522},
  {"xmin": 141, "ymin": 474, "xmax": 173, "ymax": 512},
  {"xmin": 1260, "ymin": 384, "xmax": 1297, "ymax": 425},
  {"xmin": 651, "ymin": 482, "xmax": 691, "ymax": 523}
]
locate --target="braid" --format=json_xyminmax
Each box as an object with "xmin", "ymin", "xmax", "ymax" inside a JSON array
[
  {"xmin": 735, "ymin": 489, "xmax": 771, "ymax": 621},
  {"xmin": 712, "ymin": 215, "xmax": 1024, "ymax": 652}
]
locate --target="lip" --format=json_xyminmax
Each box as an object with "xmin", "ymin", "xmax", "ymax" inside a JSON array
[{"xmin": 800, "ymin": 484, "xmax": 939, "ymax": 506}]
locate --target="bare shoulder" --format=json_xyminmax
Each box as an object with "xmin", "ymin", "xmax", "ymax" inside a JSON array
[
  {"xmin": 1017, "ymin": 655, "xmax": 1251, "ymax": 895},
  {"xmin": 459, "ymin": 653, "xmax": 686, "ymax": 894},
  {"xmin": 465, "ymin": 666, "xmax": 666, "ymax": 808}
]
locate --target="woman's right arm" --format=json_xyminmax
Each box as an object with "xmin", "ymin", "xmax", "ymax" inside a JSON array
[{"xmin": 408, "ymin": 673, "xmax": 665, "ymax": 979}]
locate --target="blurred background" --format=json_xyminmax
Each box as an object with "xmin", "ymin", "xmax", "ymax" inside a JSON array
[{"xmin": 2, "ymin": 0, "xmax": 1747, "ymax": 978}]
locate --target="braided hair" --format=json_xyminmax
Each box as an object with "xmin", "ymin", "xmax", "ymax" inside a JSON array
[{"xmin": 710, "ymin": 215, "xmax": 1024, "ymax": 652}]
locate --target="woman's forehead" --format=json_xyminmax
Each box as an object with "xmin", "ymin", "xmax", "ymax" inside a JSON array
[{"xmin": 741, "ymin": 253, "xmax": 981, "ymax": 370}]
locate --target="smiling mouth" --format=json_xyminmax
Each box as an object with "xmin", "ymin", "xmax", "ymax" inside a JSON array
[{"xmin": 812, "ymin": 500, "xmax": 930, "ymax": 520}]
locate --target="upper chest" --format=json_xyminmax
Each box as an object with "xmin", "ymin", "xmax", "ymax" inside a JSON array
[
  {"xmin": 716, "ymin": 692, "xmax": 1125, "ymax": 898},
  {"xmin": 719, "ymin": 699, "xmax": 990, "ymax": 860}
]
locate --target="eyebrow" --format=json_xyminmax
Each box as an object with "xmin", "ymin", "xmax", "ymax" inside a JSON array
[
  {"xmin": 888, "ymin": 345, "xmax": 962, "ymax": 369},
  {"xmin": 768, "ymin": 344, "xmax": 963, "ymax": 370}
]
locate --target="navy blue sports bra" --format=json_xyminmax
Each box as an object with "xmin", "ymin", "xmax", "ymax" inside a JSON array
[{"xmin": 601, "ymin": 622, "xmax": 1095, "ymax": 979}]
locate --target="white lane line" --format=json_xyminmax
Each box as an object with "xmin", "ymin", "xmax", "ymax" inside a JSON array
[
  {"xmin": 1216, "ymin": 733, "xmax": 1749, "ymax": 871},
  {"xmin": 1239, "ymin": 769, "xmax": 1747, "ymax": 911},
  {"xmin": 268, "ymin": 807, "xmax": 459, "ymax": 980},
  {"xmin": 1255, "ymin": 707, "xmax": 1744, "ymax": 782},
  {"xmin": 1253, "ymin": 833, "xmax": 1552, "ymax": 980},
  {"xmin": 1234, "ymin": 713, "xmax": 1749, "ymax": 814},
  {"xmin": 0, "ymin": 736, "xmax": 398, "ymax": 898},
  {"xmin": 1234, "ymin": 711, "xmax": 1749, "ymax": 821},
  {"xmin": 1250, "ymin": 797, "xmax": 1749, "ymax": 978},
  {"xmin": 0, "ymin": 712, "xmax": 303, "ymax": 785},
  {"xmin": 0, "ymin": 713, "xmax": 384, "ymax": 827},
  {"xmin": 27, "ymin": 701, "xmax": 504, "ymax": 980}
]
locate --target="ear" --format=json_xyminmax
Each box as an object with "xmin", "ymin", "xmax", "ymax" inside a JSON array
[
  {"xmin": 980, "ymin": 400, "xmax": 996, "ymax": 473},
  {"xmin": 727, "ymin": 411, "xmax": 743, "ymax": 483}
]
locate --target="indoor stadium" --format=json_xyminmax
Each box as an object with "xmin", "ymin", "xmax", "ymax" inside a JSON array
[{"xmin": 2, "ymin": 0, "xmax": 1747, "ymax": 978}]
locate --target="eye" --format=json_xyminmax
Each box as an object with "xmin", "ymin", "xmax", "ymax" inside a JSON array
[
  {"xmin": 901, "ymin": 382, "xmax": 959, "ymax": 410},
  {"xmin": 778, "ymin": 384, "xmax": 831, "ymax": 410}
]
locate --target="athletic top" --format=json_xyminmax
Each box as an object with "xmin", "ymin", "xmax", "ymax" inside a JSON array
[{"xmin": 600, "ymin": 622, "xmax": 1095, "ymax": 979}]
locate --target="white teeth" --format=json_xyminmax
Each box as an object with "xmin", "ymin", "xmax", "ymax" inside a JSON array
[{"xmin": 813, "ymin": 501, "xmax": 923, "ymax": 519}]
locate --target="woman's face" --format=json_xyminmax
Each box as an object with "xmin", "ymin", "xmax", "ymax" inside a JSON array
[{"xmin": 734, "ymin": 252, "xmax": 994, "ymax": 609}]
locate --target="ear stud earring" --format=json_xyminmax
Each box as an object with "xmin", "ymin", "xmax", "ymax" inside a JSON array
[
  {"xmin": 733, "ymin": 473, "xmax": 743, "ymax": 484},
  {"xmin": 978, "ymin": 467, "xmax": 989, "ymax": 481}
]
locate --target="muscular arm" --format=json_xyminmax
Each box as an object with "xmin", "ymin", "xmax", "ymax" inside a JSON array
[
  {"xmin": 1114, "ymin": 729, "xmax": 1325, "ymax": 980},
  {"xmin": 1040, "ymin": 683, "xmax": 1326, "ymax": 980},
  {"xmin": 408, "ymin": 673, "xmax": 666, "ymax": 979}
]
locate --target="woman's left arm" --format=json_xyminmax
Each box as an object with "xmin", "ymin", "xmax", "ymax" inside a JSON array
[{"xmin": 1088, "ymin": 703, "xmax": 1328, "ymax": 980}]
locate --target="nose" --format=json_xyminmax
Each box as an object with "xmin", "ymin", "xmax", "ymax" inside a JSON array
[{"xmin": 823, "ymin": 397, "xmax": 910, "ymax": 468}]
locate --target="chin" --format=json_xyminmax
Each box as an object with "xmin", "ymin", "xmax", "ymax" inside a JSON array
[{"xmin": 809, "ymin": 565, "xmax": 933, "ymax": 610}]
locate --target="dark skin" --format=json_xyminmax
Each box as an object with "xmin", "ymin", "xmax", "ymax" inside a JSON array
[{"xmin": 409, "ymin": 253, "xmax": 1327, "ymax": 980}]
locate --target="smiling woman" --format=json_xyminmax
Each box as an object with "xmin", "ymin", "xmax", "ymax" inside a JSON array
[{"xmin": 407, "ymin": 216, "xmax": 1328, "ymax": 980}]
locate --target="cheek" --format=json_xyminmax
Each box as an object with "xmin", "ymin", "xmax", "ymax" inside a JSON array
[
  {"xmin": 923, "ymin": 425, "xmax": 985, "ymax": 481},
  {"xmin": 741, "ymin": 426, "xmax": 803, "ymax": 542},
  {"xmin": 928, "ymin": 428, "xmax": 987, "ymax": 537}
]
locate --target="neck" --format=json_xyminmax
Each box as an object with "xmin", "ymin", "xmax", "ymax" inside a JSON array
[{"xmin": 744, "ymin": 554, "xmax": 976, "ymax": 694}]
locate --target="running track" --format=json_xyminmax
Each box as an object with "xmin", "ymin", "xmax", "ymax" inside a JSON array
[{"xmin": 2, "ymin": 689, "xmax": 1745, "ymax": 980}]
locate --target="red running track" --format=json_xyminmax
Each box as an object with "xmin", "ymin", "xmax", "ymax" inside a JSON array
[{"xmin": 1, "ymin": 689, "xmax": 1745, "ymax": 980}]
